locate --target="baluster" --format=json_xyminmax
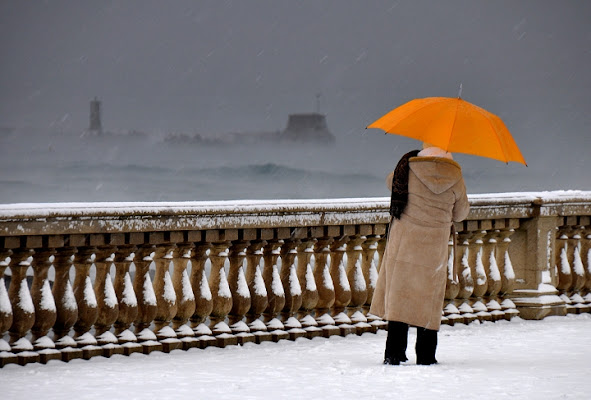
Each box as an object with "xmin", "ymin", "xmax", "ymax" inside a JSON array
[
  {"xmin": 30, "ymin": 249, "xmax": 57, "ymax": 350},
  {"xmin": 227, "ymin": 241, "xmax": 253, "ymax": 343},
  {"xmin": 0, "ymin": 250, "xmax": 13, "ymax": 355},
  {"xmin": 483, "ymin": 231, "xmax": 503, "ymax": 321},
  {"xmin": 112, "ymin": 246, "xmax": 137, "ymax": 337},
  {"xmin": 361, "ymin": 235, "xmax": 384, "ymax": 331},
  {"xmin": 497, "ymin": 229, "xmax": 519, "ymax": 320},
  {"xmin": 171, "ymin": 244, "xmax": 196, "ymax": 337},
  {"xmin": 468, "ymin": 231, "xmax": 491, "ymax": 322},
  {"xmin": 347, "ymin": 235, "xmax": 370, "ymax": 333},
  {"xmin": 555, "ymin": 229, "xmax": 573, "ymax": 311},
  {"xmin": 8, "ymin": 249, "xmax": 35, "ymax": 351},
  {"xmin": 279, "ymin": 239, "xmax": 305, "ymax": 340},
  {"xmin": 583, "ymin": 230, "xmax": 591, "ymax": 310},
  {"xmin": 263, "ymin": 240, "xmax": 288, "ymax": 341},
  {"xmin": 208, "ymin": 242, "xmax": 236, "ymax": 346},
  {"xmin": 51, "ymin": 249, "xmax": 78, "ymax": 352},
  {"xmin": 296, "ymin": 239, "xmax": 320, "ymax": 338},
  {"xmin": 189, "ymin": 243, "xmax": 215, "ymax": 347},
  {"xmin": 568, "ymin": 227, "xmax": 586, "ymax": 311},
  {"xmin": 329, "ymin": 237, "xmax": 353, "ymax": 334},
  {"xmin": 314, "ymin": 238, "xmax": 338, "ymax": 337},
  {"xmin": 245, "ymin": 240, "xmax": 270, "ymax": 342},
  {"xmin": 361, "ymin": 235, "xmax": 380, "ymax": 313},
  {"xmin": 72, "ymin": 247, "xmax": 98, "ymax": 345},
  {"xmin": 132, "ymin": 245, "xmax": 159, "ymax": 346},
  {"xmin": 456, "ymin": 233, "xmax": 476, "ymax": 324},
  {"xmin": 153, "ymin": 245, "xmax": 179, "ymax": 344},
  {"xmin": 444, "ymin": 235, "xmax": 463, "ymax": 326},
  {"xmin": 93, "ymin": 246, "xmax": 119, "ymax": 344}
]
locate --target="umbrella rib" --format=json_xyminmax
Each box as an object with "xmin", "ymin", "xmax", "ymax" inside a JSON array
[
  {"xmin": 481, "ymin": 111, "xmax": 509, "ymax": 161},
  {"xmin": 445, "ymin": 100, "xmax": 461, "ymax": 151}
]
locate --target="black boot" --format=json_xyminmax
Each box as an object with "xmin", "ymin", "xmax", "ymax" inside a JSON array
[
  {"xmin": 384, "ymin": 321, "xmax": 409, "ymax": 365},
  {"xmin": 415, "ymin": 327, "xmax": 438, "ymax": 365}
]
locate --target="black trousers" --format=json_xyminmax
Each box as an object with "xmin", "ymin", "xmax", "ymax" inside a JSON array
[{"xmin": 386, "ymin": 321, "xmax": 438, "ymax": 364}]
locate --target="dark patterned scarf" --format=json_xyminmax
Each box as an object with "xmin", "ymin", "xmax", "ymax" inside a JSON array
[{"xmin": 389, "ymin": 149, "xmax": 420, "ymax": 219}]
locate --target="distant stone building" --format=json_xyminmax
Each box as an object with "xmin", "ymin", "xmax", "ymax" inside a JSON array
[
  {"xmin": 89, "ymin": 97, "xmax": 102, "ymax": 134},
  {"xmin": 280, "ymin": 113, "xmax": 335, "ymax": 143}
]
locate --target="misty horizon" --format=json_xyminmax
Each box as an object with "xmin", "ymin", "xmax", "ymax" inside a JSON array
[{"xmin": 1, "ymin": 1, "xmax": 589, "ymax": 203}]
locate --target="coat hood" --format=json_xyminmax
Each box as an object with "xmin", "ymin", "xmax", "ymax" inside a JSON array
[{"xmin": 409, "ymin": 157, "xmax": 463, "ymax": 194}]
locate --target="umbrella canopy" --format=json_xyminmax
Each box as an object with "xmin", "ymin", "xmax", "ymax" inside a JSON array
[{"xmin": 367, "ymin": 97, "xmax": 527, "ymax": 165}]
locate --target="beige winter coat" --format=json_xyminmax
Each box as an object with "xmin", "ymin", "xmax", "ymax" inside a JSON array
[{"xmin": 369, "ymin": 156, "xmax": 470, "ymax": 330}]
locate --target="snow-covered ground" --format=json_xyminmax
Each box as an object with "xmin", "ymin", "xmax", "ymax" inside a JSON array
[{"xmin": 2, "ymin": 314, "xmax": 591, "ymax": 399}]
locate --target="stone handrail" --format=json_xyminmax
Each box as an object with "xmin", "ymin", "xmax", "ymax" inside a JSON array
[{"xmin": 1, "ymin": 191, "xmax": 590, "ymax": 367}]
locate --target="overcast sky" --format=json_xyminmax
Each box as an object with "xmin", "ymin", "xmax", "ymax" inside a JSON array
[{"xmin": 1, "ymin": 1, "xmax": 590, "ymax": 164}]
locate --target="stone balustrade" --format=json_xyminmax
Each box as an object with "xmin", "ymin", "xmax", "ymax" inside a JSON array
[{"xmin": 1, "ymin": 191, "xmax": 590, "ymax": 367}]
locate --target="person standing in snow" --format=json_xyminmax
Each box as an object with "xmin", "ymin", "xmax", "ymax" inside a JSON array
[{"xmin": 370, "ymin": 143, "xmax": 470, "ymax": 365}]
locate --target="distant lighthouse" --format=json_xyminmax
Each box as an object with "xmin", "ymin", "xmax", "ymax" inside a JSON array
[{"xmin": 89, "ymin": 97, "xmax": 102, "ymax": 134}]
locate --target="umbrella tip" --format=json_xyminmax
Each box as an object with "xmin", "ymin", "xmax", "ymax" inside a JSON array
[{"xmin": 458, "ymin": 83, "xmax": 463, "ymax": 99}]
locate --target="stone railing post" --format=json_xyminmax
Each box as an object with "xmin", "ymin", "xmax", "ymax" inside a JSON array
[
  {"xmin": 0, "ymin": 250, "xmax": 13, "ymax": 354},
  {"xmin": 329, "ymin": 236, "xmax": 351, "ymax": 326},
  {"xmin": 296, "ymin": 239, "xmax": 320, "ymax": 336},
  {"xmin": 509, "ymin": 200, "xmax": 563, "ymax": 319},
  {"xmin": 245, "ymin": 240, "xmax": 269, "ymax": 340},
  {"xmin": 346, "ymin": 235, "xmax": 368, "ymax": 327},
  {"xmin": 263, "ymin": 239, "xmax": 287, "ymax": 339},
  {"xmin": 171, "ymin": 243, "xmax": 196, "ymax": 337},
  {"xmin": 132, "ymin": 245, "xmax": 158, "ymax": 338},
  {"xmin": 152, "ymin": 245, "xmax": 177, "ymax": 339},
  {"xmin": 313, "ymin": 237, "xmax": 338, "ymax": 337},
  {"xmin": 189, "ymin": 243, "xmax": 212, "ymax": 333},
  {"xmin": 93, "ymin": 246, "xmax": 119, "ymax": 340},
  {"xmin": 112, "ymin": 246, "xmax": 137, "ymax": 341},
  {"xmin": 51, "ymin": 249, "xmax": 78, "ymax": 347},
  {"xmin": 30, "ymin": 249, "xmax": 57, "ymax": 347},
  {"xmin": 72, "ymin": 247, "xmax": 98, "ymax": 343},
  {"xmin": 208, "ymin": 241, "xmax": 234, "ymax": 342},
  {"xmin": 7, "ymin": 249, "xmax": 35, "ymax": 349},
  {"xmin": 279, "ymin": 239, "xmax": 304, "ymax": 339},
  {"xmin": 227, "ymin": 240, "xmax": 252, "ymax": 341}
]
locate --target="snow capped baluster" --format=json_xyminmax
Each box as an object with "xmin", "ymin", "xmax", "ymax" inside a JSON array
[
  {"xmin": 245, "ymin": 241, "xmax": 269, "ymax": 338},
  {"xmin": 555, "ymin": 230, "xmax": 572, "ymax": 310},
  {"xmin": 0, "ymin": 251, "xmax": 13, "ymax": 352},
  {"xmin": 93, "ymin": 247, "xmax": 119, "ymax": 339},
  {"xmin": 279, "ymin": 240, "xmax": 305, "ymax": 339},
  {"xmin": 263, "ymin": 240, "xmax": 287, "ymax": 337},
  {"xmin": 72, "ymin": 247, "xmax": 98, "ymax": 340},
  {"xmin": 582, "ymin": 232, "xmax": 591, "ymax": 307},
  {"xmin": 171, "ymin": 244, "xmax": 196, "ymax": 337},
  {"xmin": 208, "ymin": 242, "xmax": 234, "ymax": 343},
  {"xmin": 112, "ymin": 246, "xmax": 138, "ymax": 341},
  {"xmin": 443, "ymin": 236, "xmax": 462, "ymax": 325},
  {"xmin": 189, "ymin": 243, "xmax": 213, "ymax": 330},
  {"xmin": 296, "ymin": 239, "xmax": 320, "ymax": 335},
  {"xmin": 227, "ymin": 241, "xmax": 252, "ymax": 340},
  {"xmin": 7, "ymin": 249, "xmax": 35, "ymax": 350},
  {"xmin": 153, "ymin": 246, "xmax": 178, "ymax": 339},
  {"xmin": 313, "ymin": 238, "xmax": 338, "ymax": 336},
  {"xmin": 51, "ymin": 249, "xmax": 78, "ymax": 346},
  {"xmin": 568, "ymin": 228, "xmax": 587, "ymax": 311},
  {"xmin": 329, "ymin": 237, "xmax": 351, "ymax": 329},
  {"xmin": 361, "ymin": 236, "xmax": 380, "ymax": 313},
  {"xmin": 498, "ymin": 229, "xmax": 516, "ymax": 295},
  {"xmin": 346, "ymin": 236, "xmax": 368, "ymax": 323},
  {"xmin": 30, "ymin": 249, "xmax": 57, "ymax": 348},
  {"xmin": 471, "ymin": 231, "xmax": 488, "ymax": 299},
  {"xmin": 456, "ymin": 233, "xmax": 476, "ymax": 324},
  {"xmin": 497, "ymin": 228, "xmax": 519, "ymax": 320},
  {"xmin": 132, "ymin": 245, "xmax": 158, "ymax": 335},
  {"xmin": 483, "ymin": 231, "xmax": 503, "ymax": 321}
]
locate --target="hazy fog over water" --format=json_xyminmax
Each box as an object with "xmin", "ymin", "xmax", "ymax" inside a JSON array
[{"xmin": 1, "ymin": 1, "xmax": 589, "ymax": 203}]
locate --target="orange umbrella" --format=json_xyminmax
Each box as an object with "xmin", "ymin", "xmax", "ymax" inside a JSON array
[{"xmin": 367, "ymin": 97, "xmax": 527, "ymax": 165}]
